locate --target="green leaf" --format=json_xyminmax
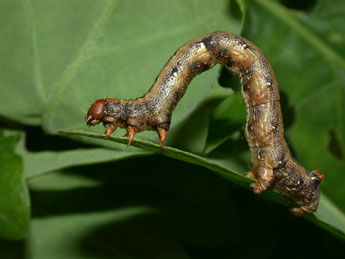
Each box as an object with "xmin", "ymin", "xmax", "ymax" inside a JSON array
[
  {"xmin": 21, "ymin": 148, "xmax": 151, "ymax": 179},
  {"xmin": 60, "ymin": 130, "xmax": 345, "ymax": 240},
  {"xmin": 21, "ymin": 153, "xmax": 344, "ymax": 258},
  {"xmin": 14, "ymin": 131, "xmax": 151, "ymax": 179},
  {"xmin": 29, "ymin": 208, "xmax": 190, "ymax": 259},
  {"xmin": 0, "ymin": 0, "xmax": 44, "ymax": 125},
  {"xmin": 0, "ymin": 0, "xmax": 242, "ymax": 152},
  {"xmin": 25, "ymin": 162, "xmax": 241, "ymax": 258},
  {"xmin": 205, "ymin": 91, "xmax": 246, "ymax": 154},
  {"xmin": 167, "ymin": 83, "xmax": 233, "ymax": 153},
  {"xmin": 0, "ymin": 130, "xmax": 30, "ymax": 240}
]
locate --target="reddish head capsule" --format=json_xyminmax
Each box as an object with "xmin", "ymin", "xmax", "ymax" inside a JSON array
[{"xmin": 85, "ymin": 99, "xmax": 106, "ymax": 126}]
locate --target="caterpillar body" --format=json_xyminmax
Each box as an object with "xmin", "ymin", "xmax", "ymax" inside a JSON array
[{"xmin": 85, "ymin": 31, "xmax": 324, "ymax": 215}]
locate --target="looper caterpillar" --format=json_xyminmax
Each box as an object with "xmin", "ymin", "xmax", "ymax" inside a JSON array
[{"xmin": 85, "ymin": 31, "xmax": 324, "ymax": 215}]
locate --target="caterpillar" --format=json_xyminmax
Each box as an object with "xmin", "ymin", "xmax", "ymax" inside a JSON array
[{"xmin": 85, "ymin": 31, "xmax": 324, "ymax": 216}]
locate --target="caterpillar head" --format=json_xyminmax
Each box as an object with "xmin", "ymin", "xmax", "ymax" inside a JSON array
[{"xmin": 85, "ymin": 99, "xmax": 105, "ymax": 126}]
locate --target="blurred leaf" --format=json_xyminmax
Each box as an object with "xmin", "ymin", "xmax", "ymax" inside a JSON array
[
  {"xmin": 26, "ymin": 159, "xmax": 242, "ymax": 259},
  {"xmin": 14, "ymin": 131, "xmax": 151, "ymax": 179},
  {"xmin": 0, "ymin": 130, "xmax": 30, "ymax": 240},
  {"xmin": 21, "ymin": 148, "xmax": 151, "ymax": 179},
  {"xmin": 29, "ymin": 209, "xmax": 189, "ymax": 259},
  {"xmin": 205, "ymin": 91, "xmax": 246, "ymax": 154},
  {"xmin": 60, "ymin": 130, "xmax": 345, "ymax": 240},
  {"xmin": 27, "ymin": 156, "xmax": 344, "ymax": 259},
  {"xmin": 0, "ymin": 0, "xmax": 44, "ymax": 125},
  {"xmin": 167, "ymin": 83, "xmax": 233, "ymax": 153}
]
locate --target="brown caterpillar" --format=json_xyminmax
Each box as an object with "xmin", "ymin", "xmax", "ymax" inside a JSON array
[{"xmin": 85, "ymin": 31, "xmax": 324, "ymax": 216}]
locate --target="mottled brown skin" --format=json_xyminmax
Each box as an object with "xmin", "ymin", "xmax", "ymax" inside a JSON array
[{"xmin": 86, "ymin": 31, "xmax": 324, "ymax": 215}]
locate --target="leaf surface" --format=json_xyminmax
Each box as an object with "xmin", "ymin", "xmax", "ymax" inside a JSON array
[
  {"xmin": 0, "ymin": 130, "xmax": 30, "ymax": 240},
  {"xmin": 14, "ymin": 132, "xmax": 151, "ymax": 179}
]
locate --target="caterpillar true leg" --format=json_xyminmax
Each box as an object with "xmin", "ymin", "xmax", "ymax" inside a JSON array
[{"xmin": 105, "ymin": 125, "xmax": 116, "ymax": 139}]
